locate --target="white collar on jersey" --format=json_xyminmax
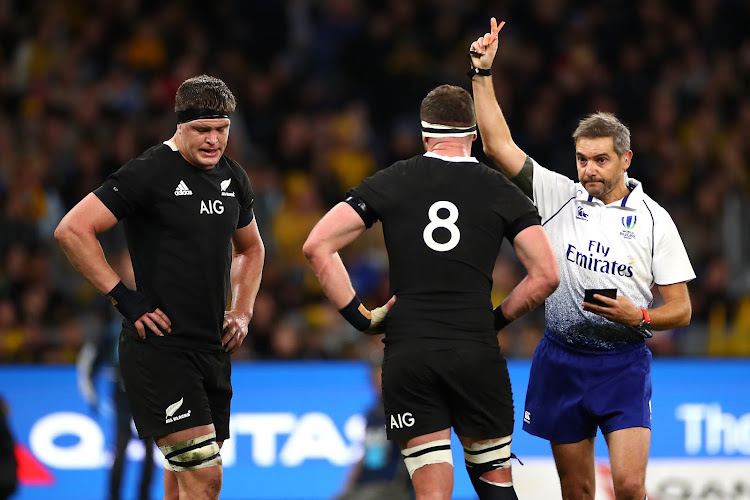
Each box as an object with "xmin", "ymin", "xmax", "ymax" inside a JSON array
[
  {"xmin": 163, "ymin": 140, "xmax": 179, "ymax": 151},
  {"xmin": 576, "ymin": 175, "xmax": 644, "ymax": 209},
  {"xmin": 423, "ymin": 151, "xmax": 479, "ymax": 163}
]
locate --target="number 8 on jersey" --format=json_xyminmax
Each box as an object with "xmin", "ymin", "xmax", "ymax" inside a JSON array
[{"xmin": 423, "ymin": 201, "xmax": 460, "ymax": 252}]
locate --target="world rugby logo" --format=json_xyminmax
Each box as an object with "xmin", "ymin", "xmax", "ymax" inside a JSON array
[
  {"xmin": 621, "ymin": 215, "xmax": 637, "ymax": 229},
  {"xmin": 620, "ymin": 215, "xmax": 636, "ymax": 239}
]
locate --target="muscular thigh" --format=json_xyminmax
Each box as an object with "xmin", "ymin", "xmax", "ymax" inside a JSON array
[
  {"xmin": 382, "ymin": 350, "xmax": 450, "ymax": 441},
  {"xmin": 119, "ymin": 336, "xmax": 231, "ymax": 440},
  {"xmin": 382, "ymin": 347, "xmax": 513, "ymax": 441},
  {"xmin": 443, "ymin": 347, "xmax": 514, "ymax": 438}
]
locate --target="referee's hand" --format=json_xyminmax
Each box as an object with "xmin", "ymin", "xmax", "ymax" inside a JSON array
[
  {"xmin": 469, "ymin": 17, "xmax": 504, "ymax": 69},
  {"xmin": 222, "ymin": 310, "xmax": 250, "ymax": 353}
]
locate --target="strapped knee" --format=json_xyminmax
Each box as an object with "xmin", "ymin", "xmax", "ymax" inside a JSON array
[
  {"xmin": 464, "ymin": 436, "xmax": 512, "ymax": 478},
  {"xmin": 159, "ymin": 431, "xmax": 222, "ymax": 472},
  {"xmin": 464, "ymin": 436, "xmax": 517, "ymax": 499},
  {"xmin": 401, "ymin": 439, "xmax": 453, "ymax": 478}
]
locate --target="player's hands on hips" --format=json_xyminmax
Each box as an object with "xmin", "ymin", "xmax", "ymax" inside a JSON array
[
  {"xmin": 365, "ymin": 295, "xmax": 396, "ymax": 335},
  {"xmin": 134, "ymin": 308, "xmax": 172, "ymax": 339},
  {"xmin": 222, "ymin": 310, "xmax": 250, "ymax": 353},
  {"xmin": 582, "ymin": 294, "xmax": 643, "ymax": 327},
  {"xmin": 470, "ymin": 17, "xmax": 504, "ymax": 70}
]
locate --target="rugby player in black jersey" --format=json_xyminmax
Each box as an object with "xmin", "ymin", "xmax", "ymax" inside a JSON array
[
  {"xmin": 55, "ymin": 75, "xmax": 265, "ymax": 500},
  {"xmin": 303, "ymin": 84, "xmax": 559, "ymax": 500}
]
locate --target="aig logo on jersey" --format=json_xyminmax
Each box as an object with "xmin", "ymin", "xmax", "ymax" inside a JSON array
[
  {"xmin": 199, "ymin": 178, "xmax": 234, "ymax": 214},
  {"xmin": 620, "ymin": 215, "xmax": 637, "ymax": 239},
  {"xmin": 200, "ymin": 199, "xmax": 224, "ymax": 214},
  {"xmin": 390, "ymin": 412, "xmax": 415, "ymax": 429}
]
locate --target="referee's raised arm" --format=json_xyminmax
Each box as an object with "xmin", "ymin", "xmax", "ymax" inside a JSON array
[{"xmin": 469, "ymin": 18, "xmax": 527, "ymax": 178}]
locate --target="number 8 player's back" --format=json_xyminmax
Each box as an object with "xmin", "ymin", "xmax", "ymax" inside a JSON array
[{"xmin": 348, "ymin": 153, "xmax": 540, "ymax": 345}]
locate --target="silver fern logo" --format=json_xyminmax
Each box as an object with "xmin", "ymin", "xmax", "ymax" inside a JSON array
[
  {"xmin": 166, "ymin": 398, "xmax": 183, "ymax": 418},
  {"xmin": 220, "ymin": 178, "xmax": 235, "ymax": 197},
  {"xmin": 165, "ymin": 398, "xmax": 191, "ymax": 424}
]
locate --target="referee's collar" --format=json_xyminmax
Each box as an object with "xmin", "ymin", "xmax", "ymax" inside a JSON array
[
  {"xmin": 576, "ymin": 176, "xmax": 644, "ymax": 209},
  {"xmin": 424, "ymin": 151, "xmax": 478, "ymax": 163}
]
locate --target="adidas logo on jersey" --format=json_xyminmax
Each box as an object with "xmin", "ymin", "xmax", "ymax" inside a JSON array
[{"xmin": 174, "ymin": 180, "xmax": 193, "ymax": 196}]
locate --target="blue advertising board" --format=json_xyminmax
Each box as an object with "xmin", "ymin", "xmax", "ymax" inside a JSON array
[{"xmin": 1, "ymin": 360, "xmax": 749, "ymax": 500}]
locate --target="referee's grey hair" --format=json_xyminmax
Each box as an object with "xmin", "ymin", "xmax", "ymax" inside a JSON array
[
  {"xmin": 572, "ymin": 112, "xmax": 631, "ymax": 156},
  {"xmin": 175, "ymin": 75, "xmax": 237, "ymax": 114}
]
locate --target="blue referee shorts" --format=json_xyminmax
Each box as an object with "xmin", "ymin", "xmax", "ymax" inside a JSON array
[{"xmin": 522, "ymin": 332, "xmax": 652, "ymax": 443}]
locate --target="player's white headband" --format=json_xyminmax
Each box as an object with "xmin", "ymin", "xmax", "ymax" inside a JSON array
[{"xmin": 421, "ymin": 121, "xmax": 477, "ymax": 138}]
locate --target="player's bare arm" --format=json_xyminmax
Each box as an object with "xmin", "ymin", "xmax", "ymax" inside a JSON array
[
  {"xmin": 304, "ymin": 202, "xmax": 368, "ymax": 308},
  {"xmin": 223, "ymin": 218, "xmax": 265, "ymax": 353},
  {"xmin": 470, "ymin": 18, "xmax": 527, "ymax": 177},
  {"xmin": 303, "ymin": 202, "xmax": 395, "ymax": 332},
  {"xmin": 55, "ymin": 193, "xmax": 122, "ymax": 293},
  {"xmin": 55, "ymin": 193, "xmax": 171, "ymax": 338},
  {"xmin": 583, "ymin": 281, "xmax": 691, "ymax": 329},
  {"xmin": 498, "ymin": 225, "xmax": 559, "ymax": 323}
]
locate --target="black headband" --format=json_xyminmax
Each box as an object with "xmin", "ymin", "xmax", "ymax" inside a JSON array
[{"xmin": 177, "ymin": 109, "xmax": 230, "ymax": 123}]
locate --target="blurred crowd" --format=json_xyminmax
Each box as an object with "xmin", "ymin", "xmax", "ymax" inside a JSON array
[{"xmin": 0, "ymin": 0, "xmax": 748, "ymax": 364}]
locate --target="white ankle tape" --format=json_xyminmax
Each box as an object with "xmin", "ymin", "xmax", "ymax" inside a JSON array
[{"xmin": 401, "ymin": 439, "xmax": 453, "ymax": 478}]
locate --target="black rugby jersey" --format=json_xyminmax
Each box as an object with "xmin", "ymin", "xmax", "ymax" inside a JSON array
[
  {"xmin": 94, "ymin": 142, "xmax": 255, "ymax": 351},
  {"xmin": 348, "ymin": 152, "xmax": 540, "ymax": 350}
]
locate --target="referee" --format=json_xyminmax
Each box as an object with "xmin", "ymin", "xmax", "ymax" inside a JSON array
[
  {"xmin": 55, "ymin": 75, "xmax": 265, "ymax": 500},
  {"xmin": 304, "ymin": 84, "xmax": 559, "ymax": 500},
  {"xmin": 470, "ymin": 18, "xmax": 694, "ymax": 500}
]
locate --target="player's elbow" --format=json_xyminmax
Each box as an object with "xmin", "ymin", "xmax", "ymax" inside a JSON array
[
  {"xmin": 302, "ymin": 236, "xmax": 326, "ymax": 268},
  {"xmin": 54, "ymin": 218, "xmax": 78, "ymax": 249},
  {"xmin": 535, "ymin": 258, "xmax": 559, "ymax": 297},
  {"xmin": 540, "ymin": 266, "xmax": 560, "ymax": 298}
]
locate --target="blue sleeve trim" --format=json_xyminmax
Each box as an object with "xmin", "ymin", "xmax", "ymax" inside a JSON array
[{"xmin": 542, "ymin": 196, "xmax": 576, "ymax": 227}]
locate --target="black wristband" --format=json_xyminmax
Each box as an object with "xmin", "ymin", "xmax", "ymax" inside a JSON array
[
  {"xmin": 106, "ymin": 281, "xmax": 157, "ymax": 324},
  {"xmin": 467, "ymin": 67, "xmax": 492, "ymax": 78},
  {"xmin": 339, "ymin": 296, "xmax": 372, "ymax": 331},
  {"xmin": 493, "ymin": 305, "xmax": 512, "ymax": 330},
  {"xmin": 467, "ymin": 52, "xmax": 492, "ymax": 79}
]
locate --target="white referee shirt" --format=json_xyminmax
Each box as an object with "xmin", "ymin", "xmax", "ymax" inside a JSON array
[{"xmin": 529, "ymin": 158, "xmax": 695, "ymax": 350}]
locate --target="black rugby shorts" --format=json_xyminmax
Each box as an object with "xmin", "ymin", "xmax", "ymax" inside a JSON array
[
  {"xmin": 118, "ymin": 334, "xmax": 232, "ymax": 441},
  {"xmin": 382, "ymin": 345, "xmax": 514, "ymax": 441}
]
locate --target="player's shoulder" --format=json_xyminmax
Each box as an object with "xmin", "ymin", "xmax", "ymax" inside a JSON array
[
  {"xmin": 219, "ymin": 155, "xmax": 249, "ymax": 180},
  {"xmin": 475, "ymin": 160, "xmax": 513, "ymax": 183},
  {"xmin": 468, "ymin": 160, "xmax": 529, "ymax": 199},
  {"xmin": 126, "ymin": 142, "xmax": 176, "ymax": 169},
  {"xmin": 221, "ymin": 154, "xmax": 243, "ymax": 172},
  {"xmin": 134, "ymin": 142, "xmax": 173, "ymax": 162},
  {"xmin": 219, "ymin": 155, "xmax": 254, "ymax": 201},
  {"xmin": 116, "ymin": 143, "xmax": 174, "ymax": 180},
  {"xmin": 361, "ymin": 157, "xmax": 411, "ymax": 183}
]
